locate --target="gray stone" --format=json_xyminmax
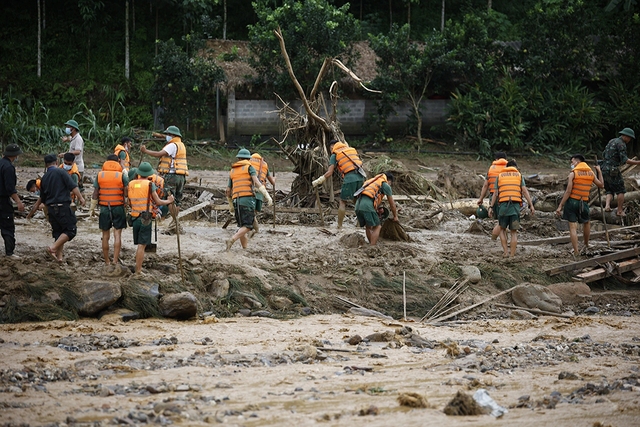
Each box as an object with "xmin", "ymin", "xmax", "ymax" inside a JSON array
[
  {"xmin": 584, "ymin": 306, "xmax": 600, "ymax": 314},
  {"xmin": 512, "ymin": 283, "xmax": 563, "ymax": 314},
  {"xmin": 76, "ymin": 281, "xmax": 122, "ymax": 316},
  {"xmin": 547, "ymin": 282, "xmax": 592, "ymax": 305},
  {"xmin": 159, "ymin": 292, "xmax": 197, "ymax": 319},
  {"xmin": 210, "ymin": 279, "xmax": 229, "ymax": 299},
  {"xmin": 269, "ymin": 295, "xmax": 293, "ymax": 310},
  {"xmin": 460, "ymin": 265, "xmax": 482, "ymax": 284}
]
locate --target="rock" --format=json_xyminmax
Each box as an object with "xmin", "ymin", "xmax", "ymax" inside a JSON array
[
  {"xmin": 137, "ymin": 282, "xmax": 160, "ymax": 299},
  {"xmin": 512, "ymin": 283, "xmax": 563, "ymax": 314},
  {"xmin": 398, "ymin": 392, "xmax": 429, "ymax": 408},
  {"xmin": 233, "ymin": 291, "xmax": 262, "ymax": 308},
  {"xmin": 100, "ymin": 308, "xmax": 140, "ymax": 322},
  {"xmin": 339, "ymin": 233, "xmax": 367, "ymax": 248},
  {"xmin": 209, "ymin": 279, "xmax": 229, "ymax": 299},
  {"xmin": 237, "ymin": 309, "xmax": 251, "ymax": 316},
  {"xmin": 300, "ymin": 307, "xmax": 312, "ymax": 316},
  {"xmin": 250, "ymin": 310, "xmax": 272, "ymax": 317},
  {"xmin": 547, "ymin": 282, "xmax": 592, "ymax": 305},
  {"xmin": 584, "ymin": 306, "xmax": 600, "ymax": 314},
  {"xmin": 159, "ymin": 292, "xmax": 197, "ymax": 320},
  {"xmin": 365, "ymin": 331, "xmax": 395, "ymax": 342},
  {"xmin": 347, "ymin": 335, "xmax": 362, "ymax": 345},
  {"xmin": 558, "ymin": 371, "xmax": 580, "ymax": 380},
  {"xmin": 269, "ymin": 295, "xmax": 293, "ymax": 310},
  {"xmin": 460, "ymin": 265, "xmax": 481, "ymax": 284},
  {"xmin": 75, "ymin": 281, "xmax": 122, "ymax": 316},
  {"xmin": 509, "ymin": 309, "xmax": 536, "ymax": 320}
]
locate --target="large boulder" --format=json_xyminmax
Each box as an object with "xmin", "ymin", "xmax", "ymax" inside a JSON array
[
  {"xmin": 512, "ymin": 283, "xmax": 563, "ymax": 314},
  {"xmin": 76, "ymin": 281, "xmax": 122, "ymax": 316},
  {"xmin": 159, "ymin": 292, "xmax": 198, "ymax": 319},
  {"xmin": 547, "ymin": 282, "xmax": 592, "ymax": 305},
  {"xmin": 209, "ymin": 279, "xmax": 230, "ymax": 299},
  {"xmin": 460, "ymin": 265, "xmax": 481, "ymax": 284}
]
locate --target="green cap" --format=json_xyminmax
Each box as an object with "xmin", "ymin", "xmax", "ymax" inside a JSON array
[
  {"xmin": 162, "ymin": 125, "xmax": 182, "ymax": 137},
  {"xmin": 236, "ymin": 148, "xmax": 251, "ymax": 159},
  {"xmin": 128, "ymin": 167, "xmax": 139, "ymax": 181},
  {"xmin": 476, "ymin": 205, "xmax": 489, "ymax": 219},
  {"xmin": 619, "ymin": 128, "xmax": 635, "ymax": 139},
  {"xmin": 137, "ymin": 162, "xmax": 155, "ymax": 177},
  {"xmin": 64, "ymin": 119, "xmax": 79, "ymax": 130}
]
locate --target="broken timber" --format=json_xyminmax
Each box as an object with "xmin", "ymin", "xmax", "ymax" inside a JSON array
[
  {"xmin": 212, "ymin": 204, "xmax": 353, "ymax": 215},
  {"xmin": 178, "ymin": 201, "xmax": 213, "ymax": 221},
  {"xmin": 545, "ymin": 247, "xmax": 640, "ymax": 276},
  {"xmin": 521, "ymin": 224, "xmax": 640, "ymax": 246},
  {"xmin": 573, "ymin": 258, "xmax": 640, "ymax": 283}
]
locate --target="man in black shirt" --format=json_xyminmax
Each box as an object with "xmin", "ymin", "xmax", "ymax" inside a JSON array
[
  {"xmin": 0, "ymin": 144, "xmax": 25, "ymax": 257},
  {"xmin": 29, "ymin": 154, "xmax": 85, "ymax": 262}
]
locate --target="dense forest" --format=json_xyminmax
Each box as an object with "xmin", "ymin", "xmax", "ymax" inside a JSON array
[{"xmin": 0, "ymin": 0, "xmax": 639, "ymax": 157}]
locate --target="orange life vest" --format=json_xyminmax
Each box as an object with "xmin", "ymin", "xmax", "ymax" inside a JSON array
[
  {"xmin": 127, "ymin": 179, "xmax": 152, "ymax": 217},
  {"xmin": 497, "ymin": 167, "xmax": 523, "ymax": 203},
  {"xmin": 487, "ymin": 158, "xmax": 508, "ymax": 194},
  {"xmin": 114, "ymin": 144, "xmax": 130, "ymax": 170},
  {"xmin": 157, "ymin": 138, "xmax": 189, "ymax": 176},
  {"xmin": 229, "ymin": 160, "xmax": 254, "ymax": 199},
  {"xmin": 97, "ymin": 160, "xmax": 125, "ymax": 206},
  {"xmin": 332, "ymin": 142, "xmax": 362, "ymax": 177},
  {"xmin": 569, "ymin": 162, "xmax": 595, "ymax": 201},
  {"xmin": 35, "ymin": 179, "xmax": 41, "ymax": 190},
  {"xmin": 250, "ymin": 156, "xmax": 269, "ymax": 184},
  {"xmin": 360, "ymin": 173, "xmax": 388, "ymax": 209},
  {"xmin": 60, "ymin": 162, "xmax": 80, "ymax": 182},
  {"xmin": 148, "ymin": 174, "xmax": 165, "ymax": 199}
]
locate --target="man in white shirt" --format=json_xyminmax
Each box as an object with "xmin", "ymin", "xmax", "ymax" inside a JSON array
[{"xmin": 59, "ymin": 119, "xmax": 85, "ymax": 191}]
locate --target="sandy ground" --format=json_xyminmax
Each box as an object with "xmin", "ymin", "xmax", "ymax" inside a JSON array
[{"xmin": 1, "ymin": 162, "xmax": 640, "ymax": 426}]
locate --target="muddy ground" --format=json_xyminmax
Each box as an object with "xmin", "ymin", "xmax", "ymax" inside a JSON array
[{"xmin": 1, "ymin": 152, "xmax": 640, "ymax": 426}]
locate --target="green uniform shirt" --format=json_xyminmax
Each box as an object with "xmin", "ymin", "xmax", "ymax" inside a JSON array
[
  {"xmin": 602, "ymin": 137, "xmax": 628, "ymax": 170},
  {"xmin": 355, "ymin": 182, "xmax": 392, "ymax": 212}
]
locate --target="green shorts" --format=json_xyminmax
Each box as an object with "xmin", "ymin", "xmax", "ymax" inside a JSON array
[
  {"xmin": 234, "ymin": 204, "xmax": 255, "ymax": 229},
  {"xmin": 562, "ymin": 197, "xmax": 590, "ymax": 224},
  {"xmin": 98, "ymin": 205, "xmax": 127, "ymax": 230},
  {"xmin": 255, "ymin": 198, "xmax": 263, "ymax": 212},
  {"xmin": 603, "ymin": 170, "xmax": 625, "ymax": 195},
  {"xmin": 164, "ymin": 173, "xmax": 186, "ymax": 206},
  {"xmin": 498, "ymin": 214, "xmax": 520, "ymax": 231},
  {"xmin": 132, "ymin": 216, "xmax": 152, "ymax": 245},
  {"xmin": 341, "ymin": 179, "xmax": 364, "ymax": 201},
  {"xmin": 356, "ymin": 209, "xmax": 381, "ymax": 227}
]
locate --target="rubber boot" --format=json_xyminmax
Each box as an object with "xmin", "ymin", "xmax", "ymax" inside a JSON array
[{"xmin": 337, "ymin": 208, "xmax": 346, "ymax": 229}]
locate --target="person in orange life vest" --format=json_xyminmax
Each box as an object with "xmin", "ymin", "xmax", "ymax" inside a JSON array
[
  {"xmin": 127, "ymin": 162, "xmax": 174, "ymax": 274},
  {"xmin": 225, "ymin": 149, "xmax": 273, "ymax": 251},
  {"xmin": 555, "ymin": 154, "xmax": 604, "ymax": 256},
  {"xmin": 140, "ymin": 126, "xmax": 187, "ymax": 223},
  {"xmin": 92, "ymin": 154, "xmax": 130, "ymax": 268},
  {"xmin": 477, "ymin": 152, "xmax": 508, "ymax": 243},
  {"xmin": 354, "ymin": 172, "xmax": 399, "ymax": 246},
  {"xmin": 26, "ymin": 179, "xmax": 48, "ymax": 219},
  {"xmin": 114, "ymin": 136, "xmax": 132, "ymax": 174},
  {"xmin": 58, "ymin": 119, "xmax": 84, "ymax": 191},
  {"xmin": 312, "ymin": 139, "xmax": 365, "ymax": 228},
  {"xmin": 249, "ymin": 152, "xmax": 276, "ymax": 236},
  {"xmin": 493, "ymin": 159, "xmax": 535, "ymax": 258},
  {"xmin": 129, "ymin": 167, "xmax": 168, "ymax": 220}
]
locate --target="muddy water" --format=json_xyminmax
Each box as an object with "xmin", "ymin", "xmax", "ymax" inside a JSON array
[{"xmin": 1, "ymin": 315, "xmax": 639, "ymax": 426}]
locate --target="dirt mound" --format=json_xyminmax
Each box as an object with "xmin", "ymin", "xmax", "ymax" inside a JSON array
[{"xmin": 436, "ymin": 163, "xmax": 484, "ymax": 199}]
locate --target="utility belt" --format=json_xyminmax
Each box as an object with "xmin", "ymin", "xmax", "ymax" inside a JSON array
[{"xmin": 47, "ymin": 202, "xmax": 70, "ymax": 207}]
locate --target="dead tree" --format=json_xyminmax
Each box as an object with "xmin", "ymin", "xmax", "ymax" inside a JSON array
[{"xmin": 271, "ymin": 27, "xmax": 380, "ymax": 208}]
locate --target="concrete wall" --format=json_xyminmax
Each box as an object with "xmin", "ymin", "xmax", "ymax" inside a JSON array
[{"xmin": 227, "ymin": 89, "xmax": 449, "ymax": 136}]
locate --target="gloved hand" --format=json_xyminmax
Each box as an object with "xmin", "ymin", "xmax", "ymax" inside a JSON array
[
  {"xmin": 89, "ymin": 199, "xmax": 99, "ymax": 217},
  {"xmin": 227, "ymin": 196, "xmax": 235, "ymax": 214},
  {"xmin": 257, "ymin": 185, "xmax": 273, "ymax": 206},
  {"xmin": 312, "ymin": 175, "xmax": 326, "ymax": 187}
]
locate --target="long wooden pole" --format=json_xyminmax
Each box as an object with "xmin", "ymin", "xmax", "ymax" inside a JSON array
[
  {"xmin": 315, "ymin": 187, "xmax": 325, "ymax": 225},
  {"xmin": 402, "ymin": 271, "xmax": 407, "ymax": 321},
  {"xmin": 595, "ymin": 155, "xmax": 611, "ymax": 248},
  {"xmin": 272, "ymin": 166, "xmax": 276, "ymax": 229}
]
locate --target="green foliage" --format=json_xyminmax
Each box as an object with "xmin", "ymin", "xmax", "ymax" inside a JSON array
[
  {"xmin": 601, "ymin": 80, "xmax": 640, "ymax": 136},
  {"xmin": 248, "ymin": 0, "xmax": 360, "ymax": 98},
  {"xmin": 369, "ymin": 24, "xmax": 460, "ymax": 145},
  {"xmin": 151, "ymin": 39, "xmax": 225, "ymax": 138}
]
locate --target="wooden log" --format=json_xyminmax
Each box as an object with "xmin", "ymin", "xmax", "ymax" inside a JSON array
[
  {"xmin": 178, "ymin": 201, "xmax": 213, "ymax": 221},
  {"xmin": 546, "ymin": 247, "xmax": 640, "ymax": 276},
  {"xmin": 211, "ymin": 204, "xmax": 353, "ymax": 215},
  {"xmin": 425, "ymin": 285, "xmax": 523, "ymax": 324},
  {"xmin": 573, "ymin": 258, "xmax": 640, "ymax": 283},
  {"xmin": 494, "ymin": 303, "xmax": 574, "ymax": 318},
  {"xmin": 521, "ymin": 224, "xmax": 640, "ymax": 246}
]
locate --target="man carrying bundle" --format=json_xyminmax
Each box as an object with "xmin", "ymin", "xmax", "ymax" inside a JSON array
[{"xmin": 354, "ymin": 172, "xmax": 398, "ymax": 246}]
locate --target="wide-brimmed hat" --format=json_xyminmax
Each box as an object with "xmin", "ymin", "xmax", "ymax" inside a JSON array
[
  {"xmin": 64, "ymin": 119, "xmax": 79, "ymax": 130},
  {"xmin": 3, "ymin": 144, "xmax": 23, "ymax": 157},
  {"xmin": 128, "ymin": 167, "xmax": 139, "ymax": 181},
  {"xmin": 236, "ymin": 148, "xmax": 251, "ymax": 159},
  {"xmin": 162, "ymin": 125, "xmax": 182, "ymax": 137},
  {"xmin": 137, "ymin": 162, "xmax": 155, "ymax": 177},
  {"xmin": 619, "ymin": 128, "xmax": 636, "ymax": 139}
]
